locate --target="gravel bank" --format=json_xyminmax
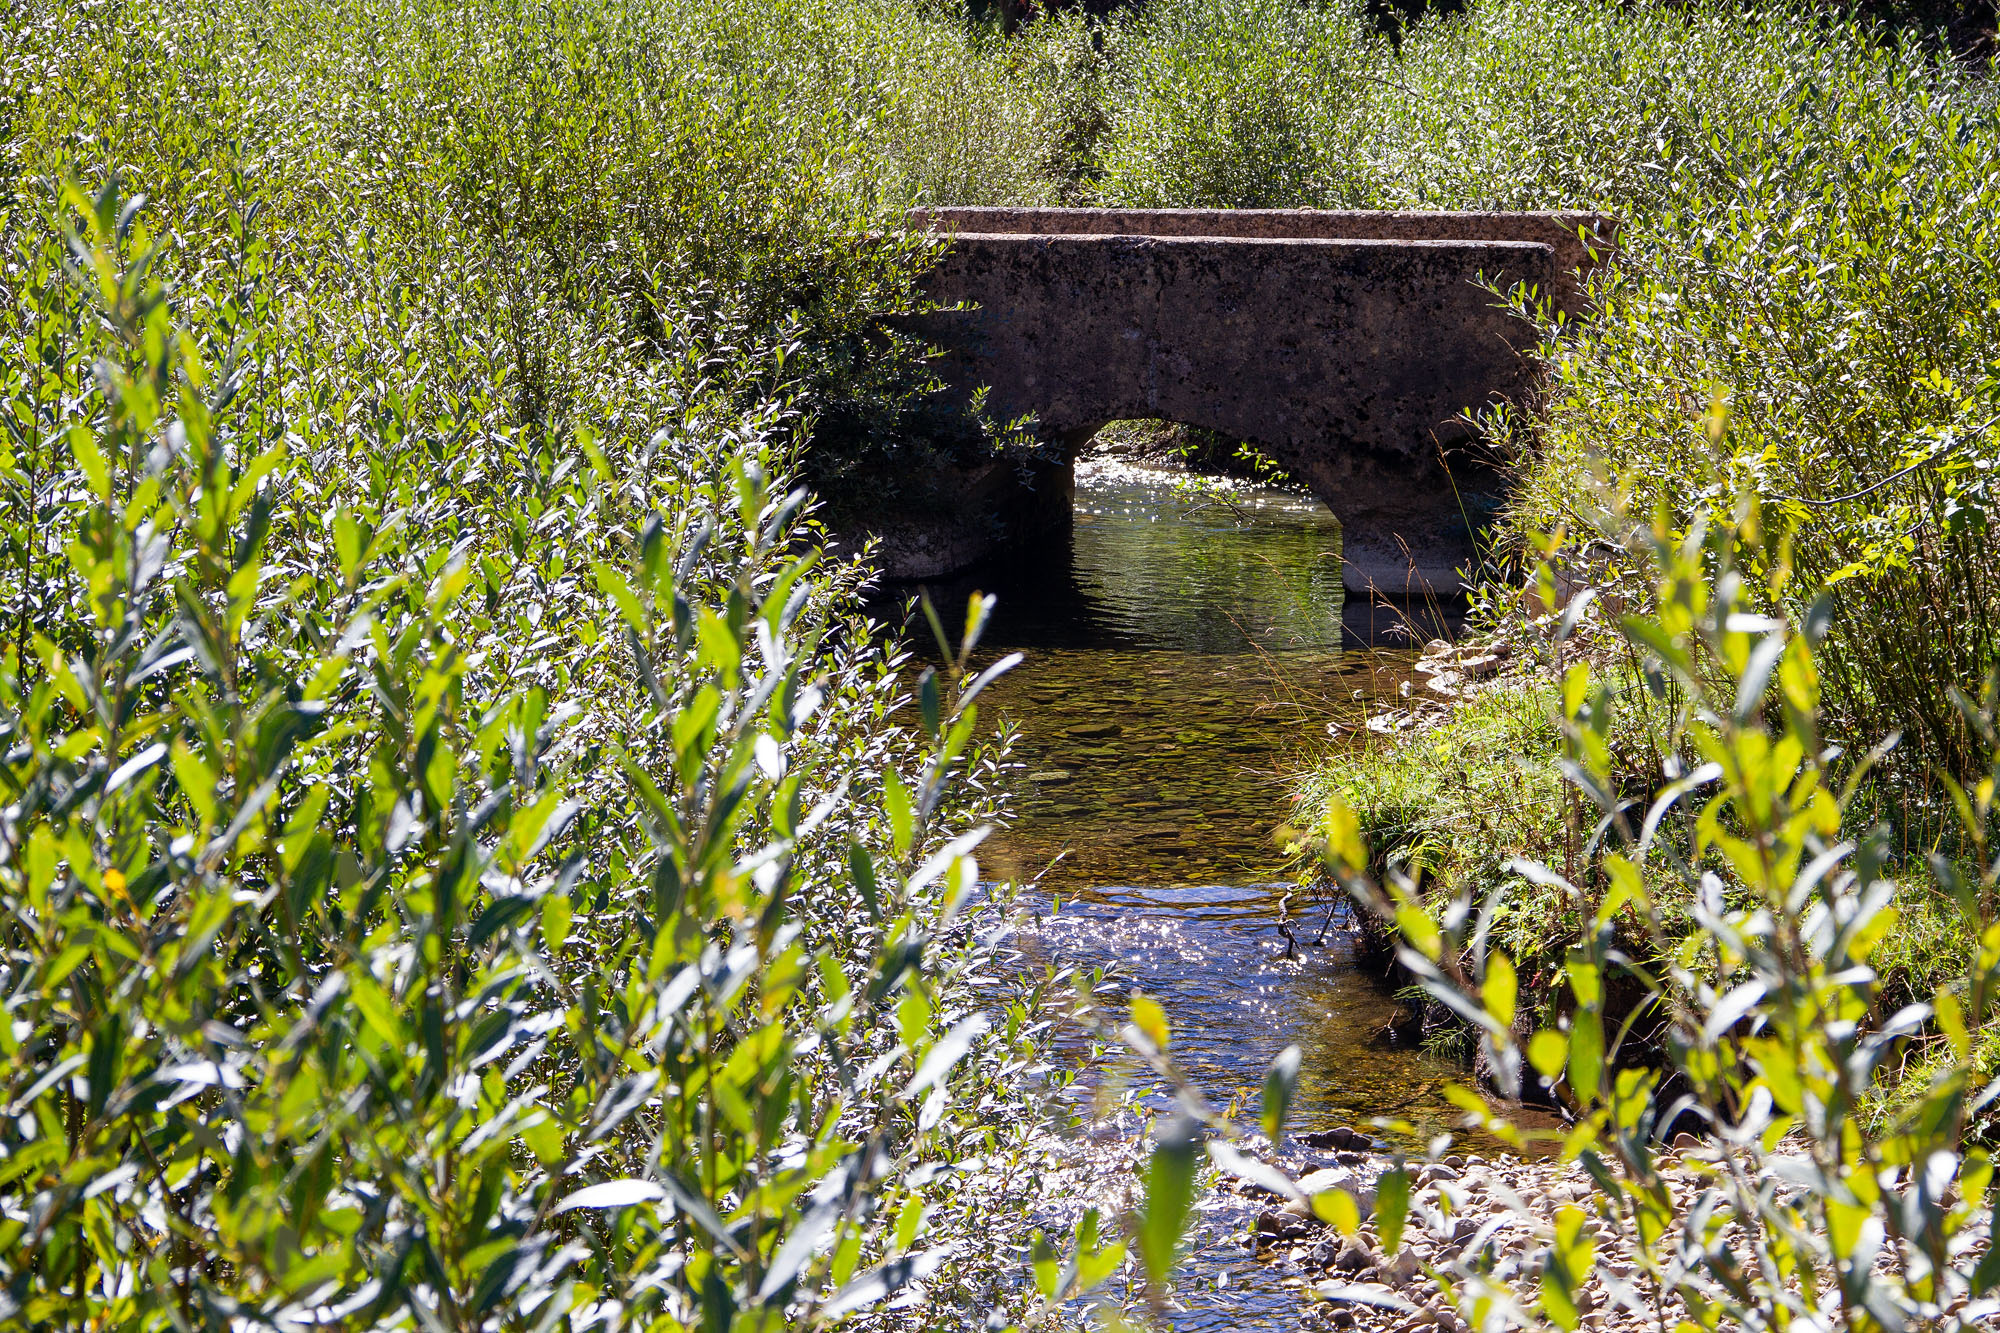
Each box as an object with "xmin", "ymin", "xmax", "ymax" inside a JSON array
[{"xmin": 1225, "ymin": 1127, "xmax": 1996, "ymax": 1332}]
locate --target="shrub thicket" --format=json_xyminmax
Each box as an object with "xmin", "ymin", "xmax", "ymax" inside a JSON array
[
  {"xmin": 0, "ymin": 0, "xmax": 1129, "ymax": 1324},
  {"xmin": 9, "ymin": 0, "xmax": 2000, "ymax": 1323},
  {"xmin": 1310, "ymin": 512, "xmax": 2000, "ymax": 1333},
  {"xmin": 1093, "ymin": 0, "xmax": 2000, "ymax": 794}
]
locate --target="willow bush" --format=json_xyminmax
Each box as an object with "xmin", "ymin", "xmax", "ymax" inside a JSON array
[
  {"xmin": 1509, "ymin": 43, "xmax": 2000, "ymax": 797},
  {"xmin": 1310, "ymin": 509, "xmax": 2000, "ymax": 1332},
  {"xmin": 0, "ymin": 0, "xmax": 1154, "ymax": 1321},
  {"xmin": 0, "ymin": 157, "xmax": 1129, "ymax": 1323}
]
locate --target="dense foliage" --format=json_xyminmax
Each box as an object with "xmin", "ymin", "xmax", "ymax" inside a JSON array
[
  {"xmin": 0, "ymin": 170, "xmax": 1120, "ymax": 1330},
  {"xmin": 0, "ymin": 0, "xmax": 1125, "ymax": 1323},
  {"xmin": 1309, "ymin": 515, "xmax": 2000, "ymax": 1332},
  {"xmin": 1082, "ymin": 0, "xmax": 2000, "ymax": 792},
  {"xmin": 1197, "ymin": 0, "xmax": 2000, "ymax": 1012},
  {"xmin": 7, "ymin": 0, "xmax": 2000, "ymax": 1325}
]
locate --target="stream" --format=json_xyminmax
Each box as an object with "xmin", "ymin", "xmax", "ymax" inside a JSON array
[{"xmin": 915, "ymin": 457, "xmax": 1489, "ymax": 1328}]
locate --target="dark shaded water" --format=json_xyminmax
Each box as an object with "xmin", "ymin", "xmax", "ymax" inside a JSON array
[{"xmin": 907, "ymin": 464, "xmax": 1488, "ymax": 1327}]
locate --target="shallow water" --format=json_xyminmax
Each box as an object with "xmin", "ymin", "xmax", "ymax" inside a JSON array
[
  {"xmin": 968, "ymin": 467, "xmax": 1408, "ymax": 890},
  {"xmin": 901, "ymin": 464, "xmax": 1492, "ymax": 1326}
]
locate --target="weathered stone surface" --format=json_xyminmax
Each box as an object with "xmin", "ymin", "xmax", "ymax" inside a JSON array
[
  {"xmin": 897, "ymin": 209, "xmax": 1616, "ymax": 596},
  {"xmin": 912, "ymin": 207, "xmax": 1617, "ymax": 314}
]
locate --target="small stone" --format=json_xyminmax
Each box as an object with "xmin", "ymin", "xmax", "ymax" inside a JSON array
[
  {"xmin": 1335, "ymin": 1242, "xmax": 1372, "ymax": 1273},
  {"xmin": 1330, "ymin": 1312, "xmax": 1357, "ymax": 1330},
  {"xmin": 1382, "ymin": 1250, "xmax": 1421, "ymax": 1286},
  {"xmin": 1259, "ymin": 1207, "xmax": 1313, "ymax": 1240},
  {"xmin": 1443, "ymin": 1155, "xmax": 1466, "ymax": 1169},
  {"xmin": 1419, "ymin": 1164, "xmax": 1460, "ymax": 1185},
  {"xmin": 1292, "ymin": 1166, "xmax": 1376, "ymax": 1219}
]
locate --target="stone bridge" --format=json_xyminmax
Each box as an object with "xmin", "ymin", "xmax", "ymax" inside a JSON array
[{"xmin": 898, "ymin": 207, "xmax": 1617, "ymax": 600}]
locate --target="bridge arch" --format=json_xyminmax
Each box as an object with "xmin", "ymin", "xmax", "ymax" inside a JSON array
[{"xmin": 896, "ymin": 208, "xmax": 1616, "ymax": 600}]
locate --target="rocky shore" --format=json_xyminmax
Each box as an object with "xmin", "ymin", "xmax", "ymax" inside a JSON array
[
  {"xmin": 1243, "ymin": 1144, "xmax": 1629, "ymax": 1333},
  {"xmin": 1224, "ymin": 1125, "xmax": 1995, "ymax": 1333}
]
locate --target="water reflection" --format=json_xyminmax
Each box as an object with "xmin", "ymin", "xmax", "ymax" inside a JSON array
[{"xmin": 1062, "ymin": 477, "xmax": 1347, "ymax": 653}]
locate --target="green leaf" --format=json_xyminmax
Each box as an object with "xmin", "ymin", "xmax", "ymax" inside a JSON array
[
  {"xmin": 1312, "ymin": 1186, "xmax": 1361, "ymax": 1236},
  {"xmin": 1566, "ymin": 951, "xmax": 1601, "ymax": 1007},
  {"xmin": 1129, "ymin": 992, "xmax": 1171, "ymax": 1052},
  {"xmin": 468, "ymin": 894, "xmax": 538, "ymax": 948},
  {"xmin": 955, "ymin": 651, "xmax": 1023, "ymax": 711},
  {"xmin": 1618, "ymin": 612, "xmax": 1694, "ymax": 680},
  {"xmin": 1541, "ymin": 1204, "xmax": 1595, "ymax": 1330},
  {"xmin": 696, "ymin": 607, "xmax": 742, "ymax": 682},
  {"xmin": 1261, "ymin": 1044, "xmax": 1301, "ymax": 1143},
  {"xmin": 522, "ymin": 1115, "xmax": 566, "ymax": 1167},
  {"xmin": 892, "ymin": 1196, "xmax": 926, "ymax": 1252},
  {"xmin": 1375, "ymin": 1167, "xmax": 1411, "ymax": 1254},
  {"xmin": 541, "ymin": 893, "xmax": 573, "ymax": 952},
  {"xmin": 918, "ymin": 667, "xmax": 940, "ymax": 737},
  {"xmin": 882, "ymin": 768, "xmax": 914, "ymax": 856},
  {"xmin": 1529, "ymin": 1030, "xmax": 1568, "ymax": 1080},
  {"xmin": 1396, "ymin": 903, "xmax": 1442, "ymax": 962},
  {"xmin": 848, "ymin": 841, "xmax": 884, "ymax": 922},
  {"xmin": 69, "ymin": 424, "xmax": 109, "ymax": 498},
  {"xmin": 1075, "ymin": 1239, "xmax": 1126, "ymax": 1293},
  {"xmin": 1483, "ymin": 949, "xmax": 1517, "ymax": 1029},
  {"xmin": 1569, "ymin": 1013, "xmax": 1604, "ymax": 1103},
  {"xmin": 556, "ymin": 1179, "xmax": 665, "ymax": 1211},
  {"xmin": 1138, "ymin": 1116, "xmax": 1202, "ymax": 1289},
  {"xmin": 1030, "ymin": 1228, "xmax": 1061, "ymax": 1298},
  {"xmin": 896, "ymin": 987, "xmax": 933, "ymax": 1051},
  {"xmin": 470, "ymin": 1242, "xmax": 535, "ymax": 1314}
]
